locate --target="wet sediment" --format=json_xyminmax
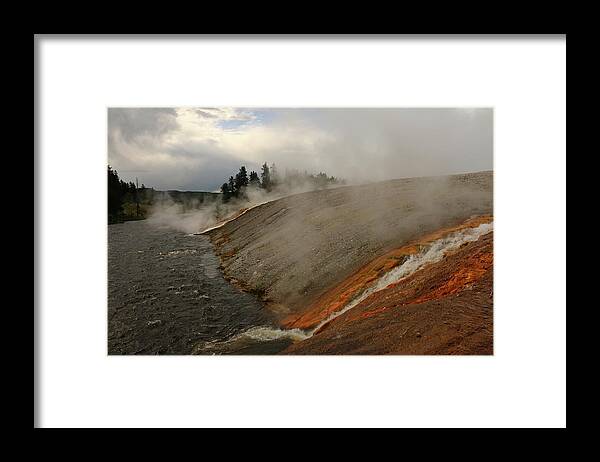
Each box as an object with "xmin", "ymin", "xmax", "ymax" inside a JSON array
[
  {"xmin": 281, "ymin": 232, "xmax": 494, "ymax": 355},
  {"xmin": 283, "ymin": 215, "xmax": 493, "ymax": 331}
]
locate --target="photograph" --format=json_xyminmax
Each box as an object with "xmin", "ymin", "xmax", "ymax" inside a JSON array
[
  {"xmin": 36, "ymin": 34, "xmax": 565, "ymax": 428},
  {"xmin": 108, "ymin": 107, "xmax": 493, "ymax": 355}
]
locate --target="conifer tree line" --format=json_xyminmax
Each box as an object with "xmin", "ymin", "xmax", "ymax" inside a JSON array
[
  {"xmin": 108, "ymin": 165, "xmax": 147, "ymax": 223},
  {"xmin": 108, "ymin": 163, "xmax": 345, "ymax": 223},
  {"xmin": 220, "ymin": 162, "xmax": 344, "ymax": 202}
]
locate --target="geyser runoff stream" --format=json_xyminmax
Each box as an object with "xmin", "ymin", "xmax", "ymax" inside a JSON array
[{"xmin": 195, "ymin": 221, "xmax": 493, "ymax": 353}]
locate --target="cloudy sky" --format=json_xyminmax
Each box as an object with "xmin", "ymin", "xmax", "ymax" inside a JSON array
[{"xmin": 108, "ymin": 108, "xmax": 492, "ymax": 191}]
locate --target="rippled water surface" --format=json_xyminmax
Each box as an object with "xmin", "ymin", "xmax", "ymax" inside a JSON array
[{"xmin": 108, "ymin": 221, "xmax": 290, "ymax": 355}]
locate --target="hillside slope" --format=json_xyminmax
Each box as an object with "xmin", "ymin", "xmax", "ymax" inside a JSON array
[{"xmin": 208, "ymin": 171, "xmax": 493, "ymax": 321}]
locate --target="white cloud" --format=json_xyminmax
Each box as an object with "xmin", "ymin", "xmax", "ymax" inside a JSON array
[{"xmin": 108, "ymin": 107, "xmax": 492, "ymax": 191}]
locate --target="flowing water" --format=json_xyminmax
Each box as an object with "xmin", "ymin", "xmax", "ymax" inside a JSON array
[
  {"xmin": 108, "ymin": 220, "xmax": 292, "ymax": 355},
  {"xmin": 192, "ymin": 221, "xmax": 494, "ymax": 351},
  {"xmin": 108, "ymin": 219, "xmax": 492, "ymax": 355},
  {"xmin": 308, "ymin": 221, "xmax": 494, "ymax": 333}
]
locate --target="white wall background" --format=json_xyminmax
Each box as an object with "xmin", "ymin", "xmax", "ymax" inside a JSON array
[{"xmin": 36, "ymin": 36, "xmax": 566, "ymax": 428}]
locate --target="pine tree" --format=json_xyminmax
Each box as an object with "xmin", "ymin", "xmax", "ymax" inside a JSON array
[
  {"xmin": 260, "ymin": 163, "xmax": 271, "ymax": 191},
  {"xmin": 235, "ymin": 166, "xmax": 249, "ymax": 191},
  {"xmin": 270, "ymin": 163, "xmax": 278, "ymax": 187},
  {"xmin": 108, "ymin": 165, "xmax": 125, "ymax": 223},
  {"xmin": 249, "ymin": 170, "xmax": 260, "ymax": 188},
  {"xmin": 228, "ymin": 176, "xmax": 236, "ymax": 196},
  {"xmin": 221, "ymin": 182, "xmax": 231, "ymax": 202}
]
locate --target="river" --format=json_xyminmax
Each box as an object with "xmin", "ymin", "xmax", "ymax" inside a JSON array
[{"xmin": 108, "ymin": 220, "xmax": 293, "ymax": 355}]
